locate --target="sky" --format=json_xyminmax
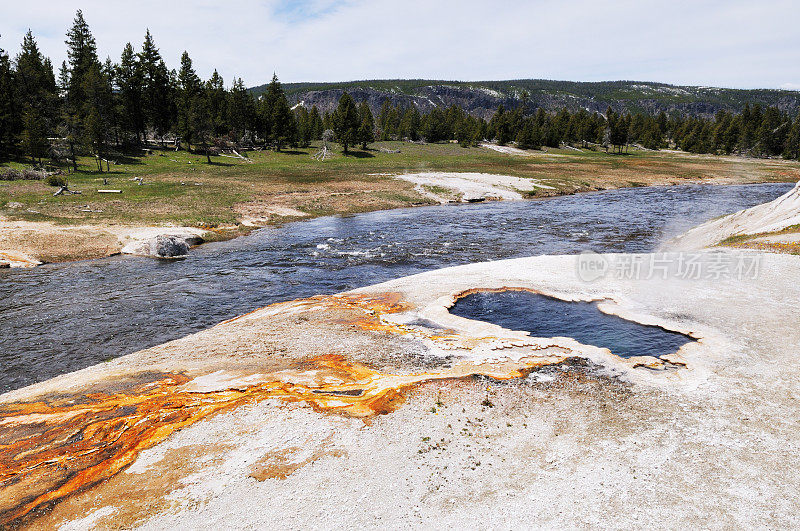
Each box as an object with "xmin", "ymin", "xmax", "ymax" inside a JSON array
[{"xmin": 1, "ymin": 0, "xmax": 798, "ymax": 90}]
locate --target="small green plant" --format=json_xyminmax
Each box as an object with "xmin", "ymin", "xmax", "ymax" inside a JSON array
[{"xmin": 45, "ymin": 174, "xmax": 68, "ymax": 187}]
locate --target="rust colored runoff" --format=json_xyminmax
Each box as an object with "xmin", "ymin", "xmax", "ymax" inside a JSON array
[{"xmin": 0, "ymin": 351, "xmax": 544, "ymax": 526}]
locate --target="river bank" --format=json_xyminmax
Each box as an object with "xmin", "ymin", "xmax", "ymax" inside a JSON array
[
  {"xmin": 0, "ymin": 174, "xmax": 795, "ymax": 267},
  {"xmin": 2, "ymin": 142, "xmax": 798, "ymax": 266}
]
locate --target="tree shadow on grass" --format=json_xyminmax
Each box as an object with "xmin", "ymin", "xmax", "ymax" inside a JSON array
[
  {"xmin": 71, "ymin": 169, "xmax": 129, "ymax": 176},
  {"xmin": 107, "ymin": 154, "xmax": 144, "ymax": 165},
  {"xmin": 346, "ymin": 150, "xmax": 375, "ymax": 158}
]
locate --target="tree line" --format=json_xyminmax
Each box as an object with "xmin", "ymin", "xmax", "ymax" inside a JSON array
[
  {"xmin": 371, "ymin": 97, "xmax": 800, "ymax": 158},
  {"xmin": 1, "ymin": 10, "xmax": 799, "ymax": 169}
]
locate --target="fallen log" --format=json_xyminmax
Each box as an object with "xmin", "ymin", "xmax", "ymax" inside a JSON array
[
  {"xmin": 53, "ymin": 186, "xmax": 81, "ymax": 196},
  {"xmin": 561, "ymin": 144, "xmax": 584, "ymax": 152},
  {"xmin": 220, "ymin": 150, "xmax": 253, "ymax": 163}
]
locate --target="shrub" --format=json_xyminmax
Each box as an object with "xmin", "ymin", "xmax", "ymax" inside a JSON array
[
  {"xmin": 22, "ymin": 169, "xmax": 44, "ymax": 180},
  {"xmin": 0, "ymin": 168, "xmax": 46, "ymax": 181},
  {"xmin": 0, "ymin": 168, "xmax": 22, "ymax": 181},
  {"xmin": 45, "ymin": 175, "xmax": 68, "ymax": 187}
]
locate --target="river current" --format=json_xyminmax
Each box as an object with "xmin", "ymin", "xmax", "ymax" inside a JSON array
[{"xmin": 0, "ymin": 182, "xmax": 791, "ymax": 392}]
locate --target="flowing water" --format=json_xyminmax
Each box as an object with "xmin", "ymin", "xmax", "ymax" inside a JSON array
[
  {"xmin": 450, "ymin": 291, "xmax": 694, "ymax": 358},
  {"xmin": 0, "ymin": 182, "xmax": 792, "ymax": 392}
]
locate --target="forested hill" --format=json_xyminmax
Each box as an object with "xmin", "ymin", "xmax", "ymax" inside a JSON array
[{"xmin": 249, "ymin": 79, "xmax": 800, "ymax": 119}]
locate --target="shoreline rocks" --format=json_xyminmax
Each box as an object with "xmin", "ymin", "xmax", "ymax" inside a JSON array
[{"xmin": 120, "ymin": 232, "xmax": 205, "ymax": 258}]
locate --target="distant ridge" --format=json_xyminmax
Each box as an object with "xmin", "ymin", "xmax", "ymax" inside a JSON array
[{"xmin": 249, "ymin": 79, "xmax": 800, "ymax": 119}]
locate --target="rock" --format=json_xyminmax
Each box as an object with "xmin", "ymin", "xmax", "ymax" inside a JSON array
[
  {"xmin": 183, "ymin": 235, "xmax": 205, "ymax": 246},
  {"xmin": 120, "ymin": 232, "xmax": 204, "ymax": 258},
  {"xmin": 0, "ymin": 251, "xmax": 41, "ymax": 268},
  {"xmin": 276, "ymin": 82, "xmax": 796, "ymax": 122},
  {"xmin": 155, "ymin": 235, "xmax": 189, "ymax": 258}
]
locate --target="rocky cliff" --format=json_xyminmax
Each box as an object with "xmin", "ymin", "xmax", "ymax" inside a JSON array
[{"xmin": 251, "ymin": 79, "xmax": 800, "ymax": 119}]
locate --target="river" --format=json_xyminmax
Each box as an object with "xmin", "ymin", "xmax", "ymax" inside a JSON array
[{"xmin": 0, "ymin": 182, "xmax": 791, "ymax": 392}]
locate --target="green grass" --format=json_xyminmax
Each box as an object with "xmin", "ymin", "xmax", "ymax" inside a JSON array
[{"xmin": 2, "ymin": 141, "xmax": 798, "ymax": 228}]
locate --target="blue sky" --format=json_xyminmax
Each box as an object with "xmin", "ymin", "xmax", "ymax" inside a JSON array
[{"xmin": 1, "ymin": 0, "xmax": 798, "ymax": 90}]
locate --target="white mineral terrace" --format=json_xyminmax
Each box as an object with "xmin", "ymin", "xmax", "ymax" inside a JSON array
[
  {"xmin": 667, "ymin": 180, "xmax": 800, "ymax": 249},
  {"xmin": 395, "ymin": 171, "xmax": 554, "ymax": 203}
]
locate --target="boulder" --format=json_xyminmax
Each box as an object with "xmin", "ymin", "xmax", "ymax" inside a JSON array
[
  {"xmin": 120, "ymin": 232, "xmax": 204, "ymax": 258},
  {"xmin": 155, "ymin": 235, "xmax": 190, "ymax": 258}
]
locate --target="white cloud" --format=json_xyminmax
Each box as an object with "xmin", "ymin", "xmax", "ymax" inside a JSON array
[{"xmin": 1, "ymin": 0, "xmax": 798, "ymax": 89}]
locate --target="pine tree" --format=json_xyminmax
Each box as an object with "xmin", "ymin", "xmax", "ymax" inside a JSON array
[
  {"xmin": 333, "ymin": 92, "xmax": 359, "ymax": 153},
  {"xmin": 64, "ymin": 10, "xmax": 98, "ymax": 108},
  {"xmin": 139, "ymin": 31, "xmax": 174, "ymax": 143},
  {"xmin": 399, "ymin": 106, "xmax": 420, "ymax": 141},
  {"xmin": 322, "ymin": 111, "xmax": 333, "ymax": 132},
  {"xmin": 377, "ymin": 100, "xmax": 392, "ymax": 139},
  {"xmin": 295, "ymin": 106, "xmax": 311, "ymax": 147},
  {"xmin": 784, "ymin": 112, "xmax": 800, "ymax": 160},
  {"xmin": 192, "ymin": 91, "xmax": 214, "ymax": 163},
  {"xmin": 81, "ymin": 61, "xmax": 113, "ymax": 170},
  {"xmin": 357, "ymin": 101, "xmax": 374, "ymax": 149},
  {"xmin": 259, "ymin": 74, "xmax": 295, "ymax": 150},
  {"xmin": 117, "ymin": 43, "xmax": 144, "ymax": 143},
  {"xmin": 445, "ymin": 105, "xmax": 464, "ymax": 140},
  {"xmin": 102, "ymin": 57, "xmax": 123, "ymax": 147},
  {"xmin": 20, "ymin": 109, "xmax": 47, "ymax": 163},
  {"xmin": 516, "ymin": 118, "xmax": 537, "ymax": 150},
  {"xmin": 455, "ymin": 116, "xmax": 473, "ymax": 147},
  {"xmin": 205, "ymin": 69, "xmax": 226, "ymax": 137},
  {"xmin": 757, "ymin": 106, "xmax": 786, "ymax": 156},
  {"xmin": 271, "ymin": 93, "xmax": 296, "ymax": 151},
  {"xmin": 606, "ymin": 107, "xmax": 629, "ymax": 152},
  {"xmin": 227, "ymin": 77, "xmax": 255, "ymax": 144},
  {"xmin": 639, "ymin": 119, "xmax": 663, "ymax": 150},
  {"xmin": 257, "ymin": 73, "xmax": 288, "ymax": 146},
  {"xmin": 0, "ymin": 44, "xmax": 18, "ymax": 159},
  {"xmin": 64, "ymin": 9, "xmax": 101, "ymax": 168},
  {"xmin": 723, "ymin": 115, "xmax": 741, "ymax": 154},
  {"xmin": 176, "ymin": 51, "xmax": 202, "ymax": 149},
  {"xmin": 386, "ymin": 105, "xmax": 400, "ymax": 138},
  {"xmin": 15, "ymin": 30, "xmax": 57, "ymax": 162},
  {"xmin": 473, "ymin": 119, "xmax": 487, "ymax": 146},
  {"xmin": 552, "ymin": 108, "xmax": 571, "ymax": 144},
  {"xmin": 422, "ymin": 108, "xmax": 448, "ymax": 143},
  {"xmin": 309, "ymin": 105, "xmax": 323, "ymax": 140},
  {"xmin": 490, "ymin": 105, "xmax": 512, "ymax": 145}
]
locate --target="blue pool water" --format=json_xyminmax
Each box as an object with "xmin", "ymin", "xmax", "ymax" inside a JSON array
[{"xmin": 450, "ymin": 291, "xmax": 694, "ymax": 358}]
